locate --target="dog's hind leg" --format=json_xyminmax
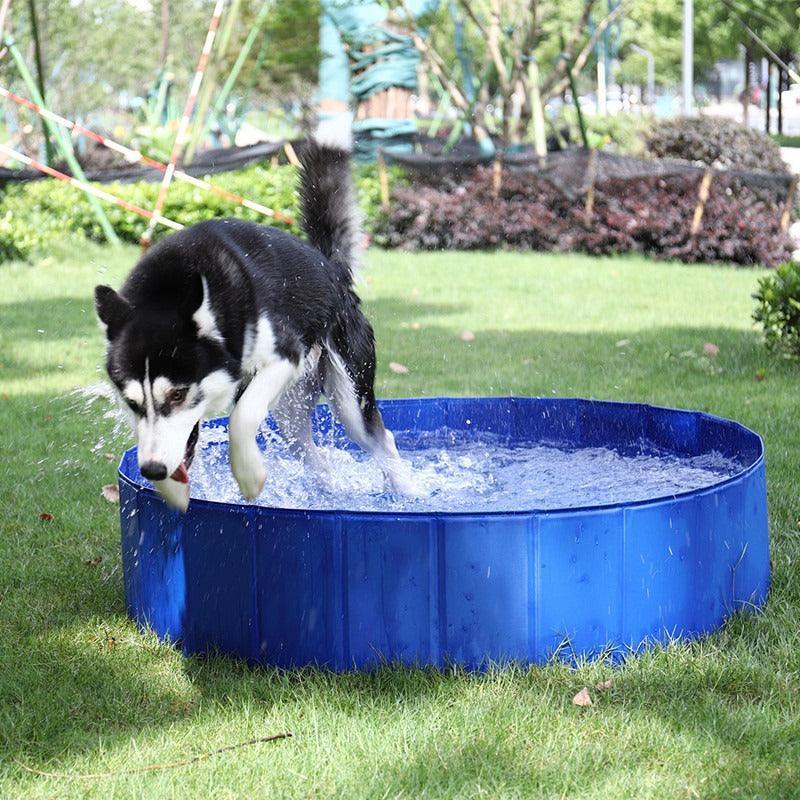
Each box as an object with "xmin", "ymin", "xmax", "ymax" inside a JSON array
[
  {"xmin": 321, "ymin": 344, "xmax": 416, "ymax": 495},
  {"xmin": 271, "ymin": 352, "xmax": 330, "ymax": 478},
  {"xmin": 229, "ymin": 357, "xmax": 302, "ymax": 499}
]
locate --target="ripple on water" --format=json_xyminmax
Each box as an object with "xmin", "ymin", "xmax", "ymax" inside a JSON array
[{"xmin": 185, "ymin": 425, "xmax": 743, "ymax": 513}]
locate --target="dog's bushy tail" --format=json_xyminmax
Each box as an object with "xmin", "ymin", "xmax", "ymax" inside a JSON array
[{"xmin": 298, "ymin": 115, "xmax": 361, "ymax": 281}]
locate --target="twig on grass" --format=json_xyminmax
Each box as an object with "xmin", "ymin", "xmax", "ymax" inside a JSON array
[{"xmin": 15, "ymin": 732, "xmax": 293, "ymax": 780}]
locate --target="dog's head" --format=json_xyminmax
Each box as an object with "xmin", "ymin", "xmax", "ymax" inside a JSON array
[{"xmin": 95, "ymin": 274, "xmax": 237, "ymax": 485}]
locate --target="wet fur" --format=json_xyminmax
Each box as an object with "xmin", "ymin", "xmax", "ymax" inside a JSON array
[{"xmin": 96, "ymin": 128, "xmax": 412, "ymax": 510}]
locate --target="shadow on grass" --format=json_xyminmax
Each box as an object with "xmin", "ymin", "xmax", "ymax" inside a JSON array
[
  {"xmin": 0, "ymin": 297, "xmax": 98, "ymax": 343},
  {"xmin": 0, "ymin": 295, "xmax": 471, "ymax": 383},
  {"xmin": 1, "ymin": 310, "xmax": 799, "ymax": 795},
  {"xmin": 0, "ymin": 295, "xmax": 470, "ymax": 348},
  {"xmin": 4, "ymin": 640, "xmax": 799, "ymax": 797}
]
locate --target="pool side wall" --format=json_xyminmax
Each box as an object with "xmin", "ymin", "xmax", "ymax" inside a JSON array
[{"xmin": 118, "ymin": 398, "xmax": 770, "ymax": 670}]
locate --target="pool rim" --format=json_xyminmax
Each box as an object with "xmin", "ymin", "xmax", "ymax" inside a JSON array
[{"xmin": 118, "ymin": 395, "xmax": 766, "ymax": 520}]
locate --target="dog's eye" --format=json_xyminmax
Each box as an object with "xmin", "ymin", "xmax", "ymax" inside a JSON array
[{"xmin": 168, "ymin": 387, "xmax": 188, "ymax": 405}]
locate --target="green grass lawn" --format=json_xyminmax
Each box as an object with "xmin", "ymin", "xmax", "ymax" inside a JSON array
[{"xmin": 1, "ymin": 243, "xmax": 800, "ymax": 799}]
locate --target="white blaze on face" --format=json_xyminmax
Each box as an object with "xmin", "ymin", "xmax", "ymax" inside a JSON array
[
  {"xmin": 137, "ymin": 406, "xmax": 199, "ymax": 473},
  {"xmin": 130, "ymin": 360, "xmax": 237, "ymax": 474},
  {"xmin": 121, "ymin": 380, "xmax": 144, "ymax": 409},
  {"xmin": 135, "ymin": 365, "xmax": 196, "ymax": 474}
]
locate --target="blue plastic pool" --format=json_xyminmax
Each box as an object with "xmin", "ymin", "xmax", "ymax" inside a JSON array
[{"xmin": 118, "ymin": 397, "xmax": 769, "ymax": 669}]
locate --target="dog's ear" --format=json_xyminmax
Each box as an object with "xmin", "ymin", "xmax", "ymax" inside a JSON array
[{"xmin": 94, "ymin": 285, "xmax": 132, "ymax": 340}]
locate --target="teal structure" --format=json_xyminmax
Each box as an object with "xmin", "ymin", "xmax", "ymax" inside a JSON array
[{"xmin": 319, "ymin": 0, "xmax": 440, "ymax": 160}]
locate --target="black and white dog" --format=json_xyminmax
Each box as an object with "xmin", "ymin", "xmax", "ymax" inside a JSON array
[{"xmin": 95, "ymin": 123, "xmax": 412, "ymax": 511}]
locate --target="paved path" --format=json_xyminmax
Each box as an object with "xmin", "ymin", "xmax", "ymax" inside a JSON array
[{"xmin": 780, "ymin": 147, "xmax": 800, "ymax": 175}]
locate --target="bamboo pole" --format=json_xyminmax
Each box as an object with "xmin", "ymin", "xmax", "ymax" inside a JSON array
[
  {"xmin": 377, "ymin": 152, "xmax": 390, "ymax": 212},
  {"xmin": 184, "ymin": 0, "xmax": 242, "ymax": 162},
  {"xmin": 527, "ymin": 56, "xmax": 547, "ymax": 163},
  {"xmin": 240, "ymin": 17, "xmax": 271, "ymax": 111},
  {"xmin": 27, "ymin": 0, "xmax": 53, "ymax": 164},
  {"xmin": 583, "ymin": 147, "xmax": 598, "ymax": 226},
  {"xmin": 4, "ymin": 34, "xmax": 119, "ymax": 245},
  {"xmin": 160, "ymin": 0, "xmax": 170, "ymax": 67},
  {"xmin": 211, "ymin": 1, "xmax": 272, "ymax": 128},
  {"xmin": 0, "ymin": 0, "xmax": 12, "ymax": 38},
  {"xmin": 780, "ymin": 175, "xmax": 798, "ymax": 232},
  {"xmin": 283, "ymin": 140, "xmax": 301, "ymax": 167},
  {"xmin": 491, "ymin": 153, "xmax": 503, "ymax": 198},
  {"xmin": 690, "ymin": 168, "xmax": 713, "ymax": 236},
  {"xmin": 0, "ymin": 142, "xmax": 182, "ymax": 231},
  {"xmin": 141, "ymin": 0, "xmax": 227, "ymax": 249},
  {"xmin": 0, "ymin": 85, "xmax": 292, "ymax": 224},
  {"xmin": 562, "ymin": 35, "xmax": 590, "ymax": 150}
]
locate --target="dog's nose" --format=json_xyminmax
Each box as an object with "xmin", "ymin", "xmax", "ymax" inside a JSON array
[{"xmin": 140, "ymin": 460, "xmax": 168, "ymax": 481}]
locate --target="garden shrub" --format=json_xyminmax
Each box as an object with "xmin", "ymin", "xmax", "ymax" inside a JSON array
[
  {"xmin": 0, "ymin": 162, "xmax": 400, "ymax": 262},
  {"xmin": 560, "ymin": 110, "xmax": 652, "ymax": 156},
  {"xmin": 753, "ymin": 261, "xmax": 800, "ymax": 356},
  {"xmin": 646, "ymin": 116, "xmax": 787, "ymax": 173},
  {"xmin": 374, "ymin": 167, "xmax": 793, "ymax": 267}
]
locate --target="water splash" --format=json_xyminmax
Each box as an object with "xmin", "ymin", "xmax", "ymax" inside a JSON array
[
  {"xmin": 186, "ymin": 425, "xmax": 743, "ymax": 513},
  {"xmin": 42, "ymin": 382, "xmax": 133, "ymax": 480}
]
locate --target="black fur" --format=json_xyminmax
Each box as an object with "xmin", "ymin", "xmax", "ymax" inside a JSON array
[
  {"xmin": 96, "ymin": 133, "xmax": 389, "ymax": 463},
  {"xmin": 297, "ymin": 138, "xmax": 361, "ymax": 275}
]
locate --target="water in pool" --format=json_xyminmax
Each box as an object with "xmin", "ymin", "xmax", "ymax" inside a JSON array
[{"xmin": 185, "ymin": 424, "xmax": 743, "ymax": 513}]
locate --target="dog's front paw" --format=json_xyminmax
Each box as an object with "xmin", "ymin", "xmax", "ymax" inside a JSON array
[
  {"xmin": 384, "ymin": 460, "xmax": 425, "ymax": 498},
  {"xmin": 230, "ymin": 444, "xmax": 267, "ymax": 500},
  {"xmin": 154, "ymin": 477, "xmax": 190, "ymax": 513}
]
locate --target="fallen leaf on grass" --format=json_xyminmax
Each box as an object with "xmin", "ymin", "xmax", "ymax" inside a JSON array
[
  {"xmin": 615, "ymin": 339, "xmax": 630, "ymax": 348},
  {"xmin": 703, "ymin": 342, "xmax": 719, "ymax": 357},
  {"xmin": 85, "ymin": 556, "xmax": 103, "ymax": 567},
  {"xmin": 411, "ymin": 322, "xmax": 422, "ymax": 330},
  {"xmin": 461, "ymin": 330, "xmax": 476, "ymax": 343},
  {"xmin": 38, "ymin": 512, "xmax": 53, "ymax": 522},
  {"xmin": 389, "ymin": 362, "xmax": 409, "ymax": 374},
  {"xmin": 101, "ymin": 484, "xmax": 120, "ymax": 504},
  {"xmin": 410, "ymin": 287, "xmax": 419, "ymax": 298},
  {"xmin": 104, "ymin": 452, "xmax": 116, "ymax": 462},
  {"xmin": 572, "ymin": 687, "xmax": 592, "ymax": 707},
  {"xmin": 595, "ymin": 679, "xmax": 614, "ymax": 691},
  {"xmin": 755, "ymin": 370, "xmax": 766, "ymax": 382}
]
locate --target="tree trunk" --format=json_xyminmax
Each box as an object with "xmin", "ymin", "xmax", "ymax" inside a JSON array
[
  {"xmin": 27, "ymin": 0, "xmax": 53, "ymax": 165},
  {"xmin": 528, "ymin": 60, "xmax": 547, "ymax": 159},
  {"xmin": 765, "ymin": 62, "xmax": 772, "ymax": 135},
  {"xmin": 160, "ymin": 0, "xmax": 170, "ymax": 68},
  {"xmin": 742, "ymin": 46, "xmax": 751, "ymax": 127}
]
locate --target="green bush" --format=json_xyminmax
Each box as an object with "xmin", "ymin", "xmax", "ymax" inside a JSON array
[
  {"xmin": 0, "ymin": 161, "xmax": 402, "ymax": 262},
  {"xmin": 647, "ymin": 116, "xmax": 787, "ymax": 172},
  {"xmin": 560, "ymin": 111, "xmax": 653, "ymax": 155},
  {"xmin": 753, "ymin": 261, "xmax": 800, "ymax": 356}
]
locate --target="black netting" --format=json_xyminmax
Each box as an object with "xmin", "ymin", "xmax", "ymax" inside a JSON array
[
  {"xmin": 384, "ymin": 147, "xmax": 795, "ymax": 205},
  {"xmin": 0, "ymin": 140, "xmax": 283, "ymax": 185}
]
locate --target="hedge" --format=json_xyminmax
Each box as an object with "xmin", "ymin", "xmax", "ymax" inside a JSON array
[
  {"xmin": 0, "ymin": 162, "xmax": 397, "ymax": 262},
  {"xmin": 374, "ymin": 166, "xmax": 793, "ymax": 267}
]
